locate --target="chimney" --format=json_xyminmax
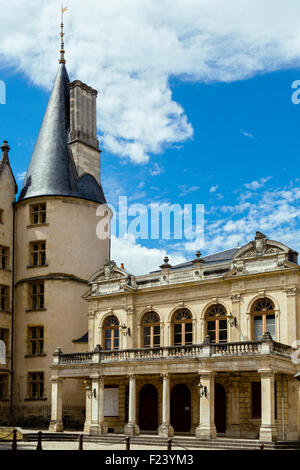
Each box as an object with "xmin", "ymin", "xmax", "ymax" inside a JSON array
[{"xmin": 69, "ymin": 80, "xmax": 101, "ymax": 182}]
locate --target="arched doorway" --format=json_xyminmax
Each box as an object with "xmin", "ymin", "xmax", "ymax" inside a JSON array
[
  {"xmin": 170, "ymin": 384, "xmax": 191, "ymax": 432},
  {"xmin": 215, "ymin": 383, "xmax": 226, "ymax": 434},
  {"xmin": 139, "ymin": 384, "xmax": 158, "ymax": 431}
]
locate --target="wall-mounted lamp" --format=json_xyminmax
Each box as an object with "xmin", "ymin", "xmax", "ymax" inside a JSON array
[
  {"xmin": 84, "ymin": 382, "xmax": 96, "ymax": 399},
  {"xmin": 198, "ymin": 381, "xmax": 207, "ymax": 398},
  {"xmin": 121, "ymin": 323, "xmax": 131, "ymax": 336}
]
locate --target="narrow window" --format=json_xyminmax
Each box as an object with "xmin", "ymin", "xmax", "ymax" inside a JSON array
[
  {"xmin": 0, "ymin": 375, "xmax": 7, "ymax": 400},
  {"xmin": 205, "ymin": 304, "xmax": 228, "ymax": 343},
  {"xmin": 28, "ymin": 372, "xmax": 44, "ymax": 399},
  {"xmin": 28, "ymin": 327, "xmax": 44, "ymax": 355},
  {"xmin": 142, "ymin": 312, "xmax": 160, "ymax": 348},
  {"xmin": 0, "ymin": 209, "xmax": 3, "ymax": 224},
  {"xmin": 0, "ymin": 328, "xmax": 8, "ymax": 349},
  {"xmin": 30, "ymin": 241, "xmax": 46, "ymax": 267},
  {"xmin": 0, "ymin": 246, "xmax": 8, "ymax": 269},
  {"xmin": 0, "ymin": 286, "xmax": 8, "ymax": 311},
  {"xmin": 172, "ymin": 309, "xmax": 193, "ymax": 346},
  {"xmin": 252, "ymin": 298, "xmax": 275, "ymax": 340},
  {"xmin": 30, "ymin": 204, "xmax": 46, "ymax": 225},
  {"xmin": 103, "ymin": 316, "xmax": 119, "ymax": 350},
  {"xmin": 29, "ymin": 282, "xmax": 45, "ymax": 310}
]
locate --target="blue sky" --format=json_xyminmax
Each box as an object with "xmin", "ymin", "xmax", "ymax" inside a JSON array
[{"xmin": 1, "ymin": 1, "xmax": 300, "ymax": 274}]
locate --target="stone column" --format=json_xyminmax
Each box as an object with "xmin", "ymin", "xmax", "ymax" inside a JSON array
[
  {"xmin": 195, "ymin": 371, "xmax": 217, "ymax": 439},
  {"xmin": 227, "ymin": 375, "xmax": 240, "ymax": 437},
  {"xmin": 49, "ymin": 377, "xmax": 64, "ymax": 432},
  {"xmin": 158, "ymin": 373, "xmax": 174, "ymax": 437},
  {"xmin": 83, "ymin": 381, "xmax": 92, "ymax": 433},
  {"xmin": 89, "ymin": 375, "xmax": 107, "ymax": 435},
  {"xmin": 124, "ymin": 374, "xmax": 140, "ymax": 435},
  {"xmin": 259, "ymin": 369, "xmax": 277, "ymax": 441}
]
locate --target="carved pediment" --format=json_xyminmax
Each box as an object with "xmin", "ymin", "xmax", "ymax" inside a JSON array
[
  {"xmin": 88, "ymin": 259, "xmax": 137, "ymax": 296},
  {"xmin": 89, "ymin": 259, "xmax": 129, "ymax": 283},
  {"xmin": 233, "ymin": 232, "xmax": 287, "ymax": 260}
]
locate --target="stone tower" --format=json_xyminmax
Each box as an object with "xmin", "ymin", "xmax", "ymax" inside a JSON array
[
  {"xmin": 11, "ymin": 46, "xmax": 111, "ymax": 424},
  {"xmin": 0, "ymin": 141, "xmax": 17, "ymax": 424}
]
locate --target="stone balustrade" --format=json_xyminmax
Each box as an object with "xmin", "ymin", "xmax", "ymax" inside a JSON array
[{"xmin": 53, "ymin": 335, "xmax": 294, "ymax": 366}]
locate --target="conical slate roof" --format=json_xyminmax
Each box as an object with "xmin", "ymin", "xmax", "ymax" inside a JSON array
[{"xmin": 18, "ymin": 63, "xmax": 106, "ymax": 204}]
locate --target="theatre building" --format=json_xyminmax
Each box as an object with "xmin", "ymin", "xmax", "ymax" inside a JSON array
[{"xmin": 49, "ymin": 231, "xmax": 300, "ymax": 442}]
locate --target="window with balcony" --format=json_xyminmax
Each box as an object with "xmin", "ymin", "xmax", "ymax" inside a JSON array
[
  {"xmin": 142, "ymin": 312, "xmax": 160, "ymax": 348},
  {"xmin": 172, "ymin": 309, "xmax": 193, "ymax": 346},
  {"xmin": 0, "ymin": 246, "xmax": 8, "ymax": 270},
  {"xmin": 205, "ymin": 303, "xmax": 228, "ymax": 343},
  {"xmin": 103, "ymin": 315, "xmax": 119, "ymax": 351},
  {"xmin": 29, "ymin": 241, "xmax": 46, "ymax": 267},
  {"xmin": 251, "ymin": 298, "xmax": 275, "ymax": 341},
  {"xmin": 30, "ymin": 204, "xmax": 46, "ymax": 225},
  {"xmin": 29, "ymin": 282, "xmax": 45, "ymax": 310},
  {"xmin": 28, "ymin": 327, "xmax": 44, "ymax": 356},
  {"xmin": 28, "ymin": 372, "xmax": 44, "ymax": 399},
  {"xmin": 0, "ymin": 285, "xmax": 8, "ymax": 311}
]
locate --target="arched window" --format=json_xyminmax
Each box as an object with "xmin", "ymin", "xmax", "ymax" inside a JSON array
[
  {"xmin": 142, "ymin": 312, "xmax": 160, "ymax": 348},
  {"xmin": 205, "ymin": 304, "xmax": 228, "ymax": 343},
  {"xmin": 103, "ymin": 315, "xmax": 119, "ymax": 350},
  {"xmin": 173, "ymin": 309, "xmax": 193, "ymax": 346},
  {"xmin": 251, "ymin": 298, "xmax": 275, "ymax": 341}
]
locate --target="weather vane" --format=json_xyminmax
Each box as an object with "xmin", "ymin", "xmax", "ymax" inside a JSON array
[{"xmin": 59, "ymin": 5, "xmax": 68, "ymax": 64}]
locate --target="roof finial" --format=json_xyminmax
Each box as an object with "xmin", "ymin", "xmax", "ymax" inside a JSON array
[{"xmin": 59, "ymin": 5, "xmax": 68, "ymax": 64}]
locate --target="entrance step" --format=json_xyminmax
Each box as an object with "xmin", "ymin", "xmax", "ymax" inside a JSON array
[{"xmin": 23, "ymin": 432, "xmax": 300, "ymax": 450}]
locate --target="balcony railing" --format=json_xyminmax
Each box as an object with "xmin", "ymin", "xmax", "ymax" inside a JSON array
[{"xmin": 53, "ymin": 333, "xmax": 294, "ymax": 366}]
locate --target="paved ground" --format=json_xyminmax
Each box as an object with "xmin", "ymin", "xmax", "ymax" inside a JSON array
[{"xmin": 0, "ymin": 440, "xmax": 205, "ymax": 451}]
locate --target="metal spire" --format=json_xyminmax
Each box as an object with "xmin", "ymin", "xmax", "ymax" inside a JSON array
[{"xmin": 59, "ymin": 5, "xmax": 68, "ymax": 64}]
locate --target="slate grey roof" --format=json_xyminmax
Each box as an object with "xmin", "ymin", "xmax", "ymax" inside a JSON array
[
  {"xmin": 72, "ymin": 332, "xmax": 88, "ymax": 343},
  {"xmin": 164, "ymin": 248, "xmax": 239, "ymax": 272},
  {"xmin": 18, "ymin": 63, "xmax": 106, "ymax": 204}
]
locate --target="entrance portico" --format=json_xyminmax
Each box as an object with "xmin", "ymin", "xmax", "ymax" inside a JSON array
[{"xmin": 49, "ymin": 336, "xmax": 299, "ymax": 441}]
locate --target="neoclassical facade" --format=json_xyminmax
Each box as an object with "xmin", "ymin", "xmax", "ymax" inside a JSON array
[{"xmin": 49, "ymin": 232, "xmax": 300, "ymax": 442}]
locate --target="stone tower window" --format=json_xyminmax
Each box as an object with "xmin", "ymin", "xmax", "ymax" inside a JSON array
[
  {"xmin": 0, "ymin": 286, "xmax": 8, "ymax": 311},
  {"xmin": 30, "ymin": 203, "xmax": 46, "ymax": 225},
  {"xmin": 28, "ymin": 372, "xmax": 44, "ymax": 399},
  {"xmin": 0, "ymin": 209, "xmax": 3, "ymax": 224},
  {"xmin": 142, "ymin": 312, "xmax": 160, "ymax": 348},
  {"xmin": 0, "ymin": 375, "xmax": 7, "ymax": 400},
  {"xmin": 172, "ymin": 309, "xmax": 193, "ymax": 346},
  {"xmin": 0, "ymin": 246, "xmax": 8, "ymax": 269},
  {"xmin": 28, "ymin": 327, "xmax": 44, "ymax": 356},
  {"xmin": 29, "ymin": 282, "xmax": 45, "ymax": 310},
  {"xmin": 103, "ymin": 315, "xmax": 119, "ymax": 351},
  {"xmin": 30, "ymin": 241, "xmax": 46, "ymax": 267},
  {"xmin": 205, "ymin": 304, "xmax": 228, "ymax": 344},
  {"xmin": 251, "ymin": 298, "xmax": 275, "ymax": 341}
]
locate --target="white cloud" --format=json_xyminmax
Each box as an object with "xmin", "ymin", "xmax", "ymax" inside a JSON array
[
  {"xmin": 240, "ymin": 129, "xmax": 255, "ymax": 139},
  {"xmin": 209, "ymin": 185, "xmax": 219, "ymax": 193},
  {"xmin": 111, "ymin": 234, "xmax": 186, "ymax": 275},
  {"xmin": 2, "ymin": 0, "xmax": 300, "ymax": 163},
  {"xmin": 179, "ymin": 185, "xmax": 200, "ymax": 197},
  {"xmin": 16, "ymin": 171, "xmax": 26, "ymax": 182},
  {"xmin": 149, "ymin": 162, "xmax": 162, "ymax": 176},
  {"xmin": 201, "ymin": 183, "xmax": 300, "ymax": 254},
  {"xmin": 244, "ymin": 176, "xmax": 272, "ymax": 190}
]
